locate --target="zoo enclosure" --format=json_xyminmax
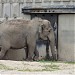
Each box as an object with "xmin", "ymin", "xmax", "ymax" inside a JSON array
[{"xmin": 0, "ymin": 0, "xmax": 75, "ymax": 62}]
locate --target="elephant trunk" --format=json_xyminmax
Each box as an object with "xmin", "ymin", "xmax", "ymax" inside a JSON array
[
  {"xmin": 0, "ymin": 40, "xmax": 1, "ymax": 51},
  {"xmin": 0, "ymin": 36, "xmax": 1, "ymax": 46},
  {"xmin": 48, "ymin": 30, "xmax": 57, "ymax": 60}
]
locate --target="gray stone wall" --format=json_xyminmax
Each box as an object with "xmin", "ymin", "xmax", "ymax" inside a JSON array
[
  {"xmin": 58, "ymin": 14, "xmax": 75, "ymax": 62},
  {"xmin": 0, "ymin": 0, "xmax": 74, "ymax": 18}
]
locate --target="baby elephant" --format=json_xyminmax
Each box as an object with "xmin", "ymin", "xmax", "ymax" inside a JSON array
[{"xmin": 0, "ymin": 18, "xmax": 56, "ymax": 61}]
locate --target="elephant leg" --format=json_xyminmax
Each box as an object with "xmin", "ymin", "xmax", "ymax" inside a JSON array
[
  {"xmin": 0, "ymin": 40, "xmax": 10, "ymax": 59},
  {"xmin": 26, "ymin": 38, "xmax": 36, "ymax": 61},
  {"xmin": 24, "ymin": 47, "xmax": 28, "ymax": 59},
  {"xmin": 24, "ymin": 45, "xmax": 29, "ymax": 60},
  {"xmin": 33, "ymin": 47, "xmax": 39, "ymax": 61},
  {"xmin": 45, "ymin": 40, "xmax": 51, "ymax": 60},
  {"xmin": 26, "ymin": 45, "xmax": 35, "ymax": 61},
  {"xmin": 48, "ymin": 32, "xmax": 57, "ymax": 61},
  {"xmin": 0, "ymin": 47, "xmax": 9, "ymax": 59},
  {"xmin": 0, "ymin": 50, "xmax": 6, "ymax": 59},
  {"xmin": 49, "ymin": 41, "xmax": 57, "ymax": 61},
  {"xmin": 25, "ymin": 45, "xmax": 39, "ymax": 61}
]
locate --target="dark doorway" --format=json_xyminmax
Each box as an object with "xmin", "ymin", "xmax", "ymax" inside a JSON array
[{"xmin": 31, "ymin": 13, "xmax": 58, "ymax": 49}]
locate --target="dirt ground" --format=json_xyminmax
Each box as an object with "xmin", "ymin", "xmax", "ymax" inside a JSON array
[{"xmin": 0, "ymin": 60, "xmax": 75, "ymax": 75}]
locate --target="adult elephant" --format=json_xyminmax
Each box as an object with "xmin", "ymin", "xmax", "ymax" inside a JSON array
[{"xmin": 0, "ymin": 18, "xmax": 56, "ymax": 61}]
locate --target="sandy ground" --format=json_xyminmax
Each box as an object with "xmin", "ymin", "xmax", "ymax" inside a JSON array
[{"xmin": 0, "ymin": 60, "xmax": 75, "ymax": 75}]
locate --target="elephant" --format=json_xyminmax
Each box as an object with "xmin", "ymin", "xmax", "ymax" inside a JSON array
[{"xmin": 0, "ymin": 17, "xmax": 56, "ymax": 61}]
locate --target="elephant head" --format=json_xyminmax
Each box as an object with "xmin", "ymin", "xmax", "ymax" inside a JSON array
[
  {"xmin": 38, "ymin": 19, "xmax": 56, "ymax": 60},
  {"xmin": 38, "ymin": 19, "xmax": 53, "ymax": 40}
]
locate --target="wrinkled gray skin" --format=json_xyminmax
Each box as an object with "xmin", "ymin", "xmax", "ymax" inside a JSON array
[{"xmin": 0, "ymin": 18, "xmax": 56, "ymax": 61}]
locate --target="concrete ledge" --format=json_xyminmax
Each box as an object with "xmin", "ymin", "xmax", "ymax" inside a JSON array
[
  {"xmin": 44, "ymin": 0, "xmax": 51, "ymax": 2},
  {"xmin": 35, "ymin": 0, "xmax": 42, "ymax": 3},
  {"xmin": 0, "ymin": 0, "xmax": 73, "ymax": 3},
  {"xmin": 61, "ymin": 0, "xmax": 70, "ymax": 2},
  {"xmin": 7, "ymin": 0, "xmax": 13, "ymax": 3},
  {"xmin": 72, "ymin": 0, "xmax": 75, "ymax": 2},
  {"xmin": 26, "ymin": 0, "xmax": 33, "ymax": 3},
  {"xmin": 44, "ymin": 0, "xmax": 61, "ymax": 2},
  {"xmin": 1, "ymin": 0, "xmax": 7, "ymax": 3},
  {"xmin": 17, "ymin": 0, "xmax": 24, "ymax": 3},
  {"xmin": 7, "ymin": 0, "xmax": 18, "ymax": 3},
  {"xmin": 54, "ymin": 0, "xmax": 62, "ymax": 2},
  {"xmin": 7, "ymin": 0, "xmax": 24, "ymax": 3},
  {"xmin": 0, "ymin": 0, "xmax": 18, "ymax": 3}
]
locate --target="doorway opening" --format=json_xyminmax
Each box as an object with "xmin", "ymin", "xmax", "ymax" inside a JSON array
[
  {"xmin": 31, "ymin": 14, "xmax": 58, "ymax": 48},
  {"xmin": 31, "ymin": 13, "xmax": 58, "ymax": 60}
]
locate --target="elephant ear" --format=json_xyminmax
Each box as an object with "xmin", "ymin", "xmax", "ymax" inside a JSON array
[
  {"xmin": 38, "ymin": 25, "xmax": 42, "ymax": 33},
  {"xmin": 38, "ymin": 18, "xmax": 43, "ymax": 33},
  {"xmin": 48, "ymin": 21, "xmax": 52, "ymax": 29},
  {"xmin": 38, "ymin": 24, "xmax": 45, "ymax": 33}
]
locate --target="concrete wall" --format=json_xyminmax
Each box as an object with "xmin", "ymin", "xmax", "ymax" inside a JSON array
[
  {"xmin": 0, "ymin": 0, "xmax": 75, "ymax": 18},
  {"xmin": 58, "ymin": 14, "xmax": 75, "ymax": 62}
]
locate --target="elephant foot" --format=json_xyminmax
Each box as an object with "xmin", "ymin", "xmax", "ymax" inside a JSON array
[
  {"xmin": 45, "ymin": 55, "xmax": 51, "ymax": 61},
  {"xmin": 0, "ymin": 57, "xmax": 2, "ymax": 60},
  {"xmin": 51, "ymin": 55, "xmax": 57, "ymax": 61},
  {"xmin": 25, "ymin": 58, "xmax": 33, "ymax": 61},
  {"xmin": 0, "ymin": 52, "xmax": 5, "ymax": 60},
  {"xmin": 33, "ymin": 56, "xmax": 39, "ymax": 61}
]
